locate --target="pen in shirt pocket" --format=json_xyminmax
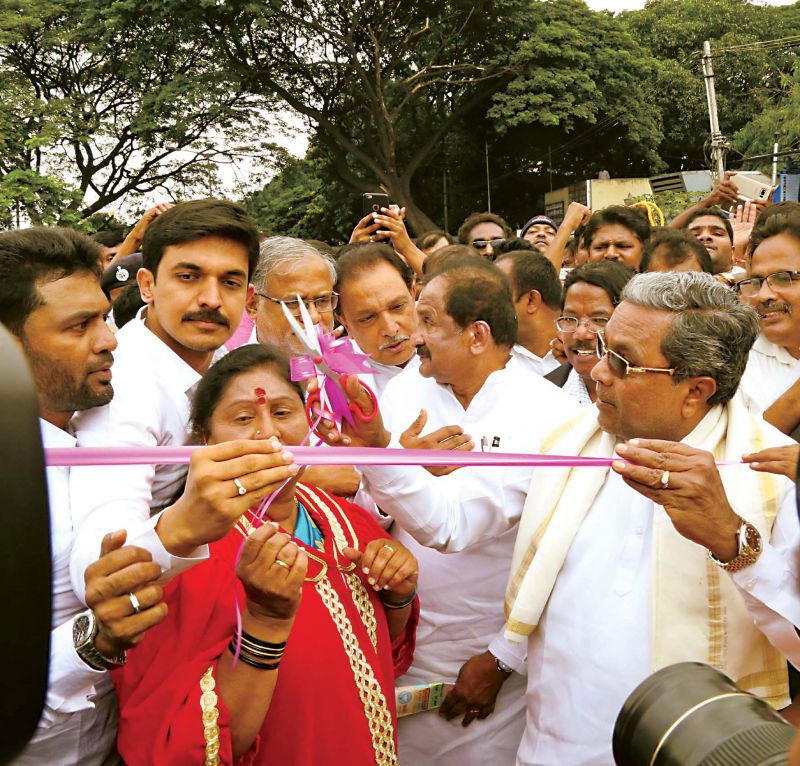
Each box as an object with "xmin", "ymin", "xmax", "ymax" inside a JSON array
[{"xmin": 480, "ymin": 436, "xmax": 502, "ymax": 452}]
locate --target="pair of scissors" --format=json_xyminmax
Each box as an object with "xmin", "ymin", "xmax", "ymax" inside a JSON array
[{"xmin": 280, "ymin": 296, "xmax": 379, "ymax": 437}]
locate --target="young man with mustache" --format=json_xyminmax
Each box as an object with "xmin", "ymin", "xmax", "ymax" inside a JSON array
[
  {"xmin": 737, "ymin": 213, "xmax": 800, "ymax": 436},
  {"xmin": 69, "ymin": 199, "xmax": 263, "ymax": 602}
]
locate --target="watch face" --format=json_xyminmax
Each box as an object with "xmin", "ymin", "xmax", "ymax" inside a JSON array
[{"xmin": 73, "ymin": 614, "xmax": 91, "ymax": 645}]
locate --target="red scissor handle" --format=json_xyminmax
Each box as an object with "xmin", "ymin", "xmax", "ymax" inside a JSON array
[{"xmin": 305, "ymin": 378, "xmax": 379, "ymax": 434}]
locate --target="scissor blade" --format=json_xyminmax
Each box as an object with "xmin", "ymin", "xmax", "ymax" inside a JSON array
[
  {"xmin": 296, "ymin": 293, "xmax": 321, "ymax": 352},
  {"xmin": 281, "ymin": 301, "xmax": 318, "ymax": 358}
]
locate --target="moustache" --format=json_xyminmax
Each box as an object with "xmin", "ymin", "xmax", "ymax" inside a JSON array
[
  {"xmin": 182, "ymin": 309, "xmax": 230, "ymax": 328},
  {"xmin": 87, "ymin": 351, "xmax": 114, "ymax": 373},
  {"xmin": 379, "ymin": 335, "xmax": 410, "ymax": 351},
  {"xmin": 756, "ymin": 301, "xmax": 791, "ymax": 317},
  {"xmin": 416, "ymin": 345, "xmax": 431, "ymax": 359}
]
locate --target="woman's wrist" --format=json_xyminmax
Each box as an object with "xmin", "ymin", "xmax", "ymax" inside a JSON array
[
  {"xmin": 242, "ymin": 607, "xmax": 295, "ymax": 640},
  {"xmin": 380, "ymin": 585, "xmax": 416, "ymax": 609}
]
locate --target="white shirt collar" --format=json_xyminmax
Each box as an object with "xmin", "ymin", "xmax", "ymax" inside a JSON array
[
  {"xmin": 752, "ymin": 334, "xmax": 800, "ymax": 367},
  {"xmin": 39, "ymin": 417, "xmax": 76, "ymax": 448}
]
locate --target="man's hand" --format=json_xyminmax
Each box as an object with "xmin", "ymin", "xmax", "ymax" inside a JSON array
[
  {"xmin": 730, "ymin": 200, "xmax": 758, "ymax": 265},
  {"xmin": 111, "ymin": 203, "xmax": 173, "ymax": 264},
  {"xmin": 562, "ymin": 202, "xmax": 592, "ymax": 231},
  {"xmin": 613, "ymin": 439, "xmax": 740, "ymax": 561},
  {"xmin": 309, "ymin": 375, "xmax": 391, "ymax": 449},
  {"xmin": 84, "ymin": 530, "xmax": 168, "ymax": 656},
  {"xmin": 400, "ymin": 408, "xmax": 473, "ymax": 476},
  {"xmin": 156, "ymin": 439, "xmax": 300, "ymax": 556},
  {"xmin": 439, "ymin": 651, "xmax": 510, "ymax": 727},
  {"xmin": 549, "ymin": 336, "xmax": 568, "ymax": 365},
  {"xmin": 703, "ymin": 172, "xmax": 740, "ymax": 209},
  {"xmin": 743, "ymin": 445, "xmax": 800, "ymax": 482},
  {"xmin": 350, "ymin": 212, "xmax": 383, "ymax": 244}
]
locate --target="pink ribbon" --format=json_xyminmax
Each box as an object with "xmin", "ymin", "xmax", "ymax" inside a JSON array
[{"xmin": 43, "ymin": 445, "xmax": 743, "ymax": 468}]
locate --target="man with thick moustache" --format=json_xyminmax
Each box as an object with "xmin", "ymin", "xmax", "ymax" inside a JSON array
[
  {"xmin": 335, "ymin": 256, "xmax": 579, "ymax": 766},
  {"xmin": 70, "ymin": 200, "xmax": 298, "ymax": 604},
  {"xmin": 0, "ymin": 227, "xmax": 170, "ymax": 765},
  {"xmin": 325, "ymin": 272, "xmax": 800, "ymax": 766},
  {"xmin": 738, "ymin": 213, "xmax": 800, "ymax": 438}
]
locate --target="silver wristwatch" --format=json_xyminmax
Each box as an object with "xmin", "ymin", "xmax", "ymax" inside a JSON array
[
  {"xmin": 707, "ymin": 518, "xmax": 763, "ymax": 573},
  {"xmin": 73, "ymin": 610, "xmax": 126, "ymax": 671},
  {"xmin": 494, "ymin": 655, "xmax": 513, "ymax": 675}
]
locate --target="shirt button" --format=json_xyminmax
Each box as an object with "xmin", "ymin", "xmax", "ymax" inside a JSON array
[
  {"xmin": 744, "ymin": 581, "xmax": 755, "ymax": 591},
  {"xmin": 635, "ymin": 527, "xmax": 644, "ymax": 536}
]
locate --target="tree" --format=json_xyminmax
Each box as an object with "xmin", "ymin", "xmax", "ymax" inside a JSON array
[
  {"xmin": 112, "ymin": 0, "xmax": 529, "ymax": 234},
  {"xmin": 622, "ymin": 0, "xmax": 800, "ymax": 171},
  {"xmin": 0, "ymin": 0, "xmax": 280, "ymax": 227},
  {"xmin": 483, "ymin": 0, "xmax": 665, "ymax": 224}
]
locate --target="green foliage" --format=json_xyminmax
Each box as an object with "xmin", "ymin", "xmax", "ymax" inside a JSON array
[
  {"xmin": 0, "ymin": 169, "xmax": 82, "ymax": 228},
  {"xmin": 626, "ymin": 190, "xmax": 706, "ymax": 222}
]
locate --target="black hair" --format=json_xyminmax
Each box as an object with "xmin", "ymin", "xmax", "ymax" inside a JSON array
[
  {"xmin": 683, "ymin": 207, "xmax": 733, "ymax": 242},
  {"xmin": 417, "ymin": 230, "xmax": 455, "ymax": 251},
  {"xmin": 562, "ymin": 260, "xmax": 636, "ymax": 308},
  {"xmin": 581, "ymin": 205, "xmax": 651, "ymax": 249},
  {"xmin": 432, "ymin": 257, "xmax": 517, "ymax": 347},
  {"xmin": 111, "ymin": 284, "xmax": 146, "ymax": 329},
  {"xmin": 190, "ymin": 343, "xmax": 304, "ymax": 440},
  {"xmin": 92, "ymin": 229, "xmax": 127, "ymax": 248},
  {"xmin": 640, "ymin": 228, "xmax": 713, "ymax": 274},
  {"xmin": 748, "ymin": 212, "xmax": 800, "ymax": 260},
  {"xmin": 334, "ymin": 242, "xmax": 414, "ymax": 299},
  {"xmin": 141, "ymin": 198, "xmax": 260, "ymax": 279},
  {"xmin": 457, "ymin": 211, "xmax": 512, "ymax": 244},
  {"xmin": 492, "ymin": 237, "xmax": 536, "ymax": 258},
  {"xmin": 0, "ymin": 227, "xmax": 102, "ymax": 335},
  {"xmin": 495, "ymin": 251, "xmax": 562, "ymax": 310},
  {"xmin": 422, "ymin": 244, "xmax": 480, "ymax": 278}
]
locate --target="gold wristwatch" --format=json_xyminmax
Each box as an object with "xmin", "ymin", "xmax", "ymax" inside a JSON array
[{"xmin": 707, "ymin": 517, "xmax": 762, "ymax": 573}]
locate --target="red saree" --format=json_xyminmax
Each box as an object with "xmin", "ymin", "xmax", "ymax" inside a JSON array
[{"xmin": 113, "ymin": 483, "xmax": 418, "ymax": 766}]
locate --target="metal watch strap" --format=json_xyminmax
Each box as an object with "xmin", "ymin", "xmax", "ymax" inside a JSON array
[
  {"xmin": 74, "ymin": 611, "xmax": 127, "ymax": 670},
  {"xmin": 494, "ymin": 656, "xmax": 513, "ymax": 675},
  {"xmin": 707, "ymin": 518, "xmax": 762, "ymax": 573}
]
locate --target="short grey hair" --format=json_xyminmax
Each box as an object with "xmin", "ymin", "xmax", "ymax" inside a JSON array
[
  {"xmin": 252, "ymin": 236, "xmax": 336, "ymax": 292},
  {"xmin": 620, "ymin": 272, "xmax": 759, "ymax": 405}
]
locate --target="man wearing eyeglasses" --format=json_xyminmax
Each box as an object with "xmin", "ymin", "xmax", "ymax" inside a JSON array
[
  {"xmin": 457, "ymin": 211, "xmax": 512, "ymax": 260},
  {"xmin": 245, "ymin": 236, "xmax": 338, "ymax": 355},
  {"xmin": 737, "ymin": 214, "xmax": 800, "ymax": 437},
  {"xmin": 323, "ymin": 271, "xmax": 800, "ymax": 766}
]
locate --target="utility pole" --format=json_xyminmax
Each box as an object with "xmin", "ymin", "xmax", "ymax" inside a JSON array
[
  {"xmin": 701, "ymin": 40, "xmax": 729, "ymax": 182},
  {"xmin": 442, "ymin": 167, "xmax": 449, "ymax": 232},
  {"xmin": 485, "ymin": 139, "xmax": 492, "ymax": 212},
  {"xmin": 772, "ymin": 141, "xmax": 780, "ymax": 187}
]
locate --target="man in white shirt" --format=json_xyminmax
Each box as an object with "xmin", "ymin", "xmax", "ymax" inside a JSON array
[
  {"xmin": 737, "ymin": 213, "xmax": 800, "ymax": 436},
  {"xmin": 337, "ymin": 257, "xmax": 579, "ymax": 765},
  {"xmin": 323, "ymin": 272, "xmax": 800, "ymax": 766},
  {"xmin": 334, "ymin": 241, "xmax": 420, "ymax": 399},
  {"xmin": 0, "ymin": 227, "xmax": 171, "ymax": 765},
  {"xmin": 71, "ymin": 200, "xmax": 299, "ymax": 602},
  {"xmin": 494, "ymin": 251, "xmax": 561, "ymax": 376}
]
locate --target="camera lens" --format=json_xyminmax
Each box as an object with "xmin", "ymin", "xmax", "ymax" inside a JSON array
[{"xmin": 613, "ymin": 662, "xmax": 794, "ymax": 766}]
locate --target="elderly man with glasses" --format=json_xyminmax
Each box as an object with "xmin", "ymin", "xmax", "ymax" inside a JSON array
[
  {"xmin": 737, "ymin": 214, "xmax": 800, "ymax": 439},
  {"xmin": 245, "ymin": 236, "xmax": 338, "ymax": 354},
  {"xmin": 322, "ymin": 271, "xmax": 800, "ymax": 766}
]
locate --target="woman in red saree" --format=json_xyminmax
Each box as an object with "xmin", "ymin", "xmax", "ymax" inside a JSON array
[{"xmin": 113, "ymin": 344, "xmax": 419, "ymax": 765}]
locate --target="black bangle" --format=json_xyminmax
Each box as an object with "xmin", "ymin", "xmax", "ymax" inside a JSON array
[
  {"xmin": 229, "ymin": 638, "xmax": 284, "ymax": 661},
  {"xmin": 236, "ymin": 652, "xmax": 281, "ymax": 671},
  {"xmin": 240, "ymin": 630, "xmax": 287, "ymax": 650},
  {"xmin": 380, "ymin": 587, "xmax": 416, "ymax": 610}
]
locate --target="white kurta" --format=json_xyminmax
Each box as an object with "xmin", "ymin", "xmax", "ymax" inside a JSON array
[
  {"xmin": 14, "ymin": 422, "xmax": 117, "ymax": 766},
  {"xmin": 69, "ymin": 311, "xmax": 213, "ymax": 603},
  {"xmin": 375, "ymin": 356, "xmax": 579, "ymax": 765},
  {"xmin": 362, "ymin": 405, "xmax": 800, "ymax": 766},
  {"xmin": 739, "ymin": 334, "xmax": 800, "ymax": 417},
  {"xmin": 512, "ymin": 344, "xmax": 560, "ymax": 377}
]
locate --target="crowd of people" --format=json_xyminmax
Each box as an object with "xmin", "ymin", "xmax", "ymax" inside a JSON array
[{"xmin": 2, "ymin": 172, "xmax": 800, "ymax": 766}]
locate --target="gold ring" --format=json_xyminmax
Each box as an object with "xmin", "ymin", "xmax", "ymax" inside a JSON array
[
  {"xmin": 274, "ymin": 559, "xmax": 289, "ymax": 570},
  {"xmin": 660, "ymin": 470, "xmax": 670, "ymax": 489},
  {"xmin": 382, "ymin": 544, "xmax": 394, "ymax": 553}
]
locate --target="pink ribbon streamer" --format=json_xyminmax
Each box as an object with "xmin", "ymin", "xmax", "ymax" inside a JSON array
[{"xmin": 44, "ymin": 445, "xmax": 744, "ymax": 468}]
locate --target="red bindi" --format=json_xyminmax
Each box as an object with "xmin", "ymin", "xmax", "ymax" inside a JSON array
[{"xmin": 254, "ymin": 387, "xmax": 268, "ymax": 405}]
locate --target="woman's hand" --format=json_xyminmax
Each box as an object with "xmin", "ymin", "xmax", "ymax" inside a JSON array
[
  {"xmin": 238, "ymin": 521, "xmax": 308, "ymax": 624},
  {"xmin": 743, "ymin": 445, "xmax": 800, "ymax": 482},
  {"xmin": 349, "ymin": 212, "xmax": 384, "ymax": 244},
  {"xmin": 343, "ymin": 539, "xmax": 418, "ymax": 599}
]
